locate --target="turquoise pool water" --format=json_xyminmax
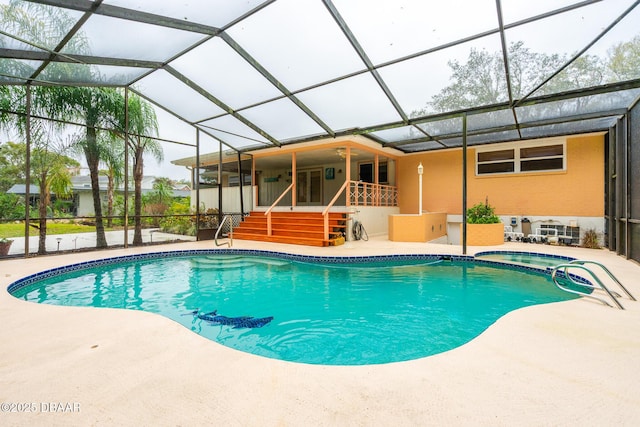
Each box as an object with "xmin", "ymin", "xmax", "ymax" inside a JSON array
[{"xmin": 9, "ymin": 252, "xmax": 577, "ymax": 365}]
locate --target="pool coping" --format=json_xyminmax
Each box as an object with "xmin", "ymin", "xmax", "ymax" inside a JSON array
[
  {"xmin": 1, "ymin": 239, "xmax": 639, "ymax": 426},
  {"xmin": 7, "ymin": 248, "xmax": 584, "ymax": 295}
]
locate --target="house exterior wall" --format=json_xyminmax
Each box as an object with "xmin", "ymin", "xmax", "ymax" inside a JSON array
[
  {"xmin": 194, "ymin": 186, "xmax": 255, "ymax": 213},
  {"xmin": 76, "ymin": 192, "xmax": 99, "ymax": 217},
  {"xmin": 395, "ymin": 134, "xmax": 605, "ymax": 242},
  {"xmin": 397, "ymin": 134, "xmax": 604, "ymax": 217}
]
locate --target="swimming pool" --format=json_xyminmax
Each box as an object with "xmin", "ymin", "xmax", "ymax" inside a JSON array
[{"xmin": 8, "ymin": 250, "xmax": 579, "ymax": 365}]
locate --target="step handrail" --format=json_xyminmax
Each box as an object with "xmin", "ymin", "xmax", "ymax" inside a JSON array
[
  {"xmin": 568, "ymin": 260, "xmax": 635, "ymax": 301},
  {"xmin": 264, "ymin": 183, "xmax": 294, "ymax": 236},
  {"xmin": 550, "ymin": 264, "xmax": 625, "ymax": 309},
  {"xmin": 214, "ymin": 215, "xmax": 233, "ymax": 247},
  {"xmin": 322, "ymin": 180, "xmax": 351, "ymax": 240}
]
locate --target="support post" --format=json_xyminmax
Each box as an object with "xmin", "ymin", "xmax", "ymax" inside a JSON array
[
  {"xmin": 238, "ymin": 151, "xmax": 244, "ymax": 216},
  {"xmin": 24, "ymin": 84, "xmax": 31, "ymax": 257},
  {"xmin": 291, "ymin": 152, "xmax": 297, "ymax": 207},
  {"xmin": 218, "ymin": 141, "xmax": 223, "ymax": 225},
  {"xmin": 418, "ymin": 162, "xmax": 423, "ymax": 215},
  {"xmin": 195, "ymin": 129, "xmax": 200, "ymax": 239},
  {"xmin": 462, "ymin": 114, "xmax": 468, "ymax": 255},
  {"xmin": 123, "ymin": 88, "xmax": 129, "ymax": 248}
]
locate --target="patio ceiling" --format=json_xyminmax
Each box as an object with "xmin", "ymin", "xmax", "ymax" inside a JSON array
[{"xmin": 1, "ymin": 0, "xmax": 640, "ymax": 154}]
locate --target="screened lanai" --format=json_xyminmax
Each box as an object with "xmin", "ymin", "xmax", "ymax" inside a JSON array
[{"xmin": 1, "ymin": 0, "xmax": 640, "ymax": 259}]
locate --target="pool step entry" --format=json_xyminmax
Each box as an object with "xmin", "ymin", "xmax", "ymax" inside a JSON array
[
  {"xmin": 192, "ymin": 255, "xmax": 290, "ymax": 270},
  {"xmin": 232, "ymin": 211, "xmax": 348, "ymax": 247},
  {"xmin": 550, "ymin": 260, "xmax": 635, "ymax": 309}
]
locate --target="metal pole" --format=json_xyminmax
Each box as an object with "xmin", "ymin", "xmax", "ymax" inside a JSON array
[
  {"xmin": 625, "ymin": 112, "xmax": 631, "ymax": 259},
  {"xmin": 24, "ymin": 84, "xmax": 31, "ymax": 257},
  {"xmin": 123, "ymin": 88, "xmax": 129, "ymax": 248},
  {"xmin": 195, "ymin": 129, "xmax": 200, "ymax": 239},
  {"xmin": 218, "ymin": 141, "xmax": 223, "ymax": 225},
  {"xmin": 418, "ymin": 162, "xmax": 423, "ymax": 215},
  {"xmin": 291, "ymin": 152, "xmax": 297, "ymax": 207},
  {"xmin": 237, "ymin": 151, "xmax": 245, "ymax": 216},
  {"xmin": 462, "ymin": 113, "xmax": 468, "ymax": 255}
]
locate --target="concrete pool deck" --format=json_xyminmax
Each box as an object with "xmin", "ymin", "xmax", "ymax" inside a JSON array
[{"xmin": 1, "ymin": 238, "xmax": 639, "ymax": 426}]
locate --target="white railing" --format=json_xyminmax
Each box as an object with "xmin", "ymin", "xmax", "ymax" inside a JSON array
[{"xmin": 349, "ymin": 181, "xmax": 398, "ymax": 207}]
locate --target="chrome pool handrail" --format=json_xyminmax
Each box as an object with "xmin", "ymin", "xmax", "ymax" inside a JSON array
[
  {"xmin": 214, "ymin": 215, "xmax": 233, "ymax": 248},
  {"xmin": 550, "ymin": 263, "xmax": 626, "ymax": 309},
  {"xmin": 568, "ymin": 260, "xmax": 635, "ymax": 301}
]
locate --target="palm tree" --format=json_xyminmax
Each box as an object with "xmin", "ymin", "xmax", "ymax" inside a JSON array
[
  {"xmin": 94, "ymin": 133, "xmax": 125, "ymax": 228},
  {"xmin": 1, "ymin": 1, "xmax": 119, "ymax": 249},
  {"xmin": 29, "ymin": 120, "xmax": 77, "ymax": 254},
  {"xmin": 110, "ymin": 92, "xmax": 163, "ymax": 245},
  {"xmin": 46, "ymin": 86, "xmax": 121, "ymax": 248}
]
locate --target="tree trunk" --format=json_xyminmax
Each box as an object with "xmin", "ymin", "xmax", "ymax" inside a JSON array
[
  {"xmin": 107, "ymin": 173, "xmax": 114, "ymax": 228},
  {"xmin": 85, "ymin": 126, "xmax": 107, "ymax": 248},
  {"xmin": 133, "ymin": 150, "xmax": 144, "ymax": 245},
  {"xmin": 38, "ymin": 172, "xmax": 48, "ymax": 255}
]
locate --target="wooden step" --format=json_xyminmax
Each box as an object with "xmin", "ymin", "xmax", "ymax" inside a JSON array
[
  {"xmin": 232, "ymin": 232, "xmax": 341, "ymax": 247},
  {"xmin": 233, "ymin": 228, "xmax": 342, "ymax": 239},
  {"xmin": 232, "ymin": 211, "xmax": 348, "ymax": 247},
  {"xmin": 238, "ymin": 215, "xmax": 346, "ymax": 228}
]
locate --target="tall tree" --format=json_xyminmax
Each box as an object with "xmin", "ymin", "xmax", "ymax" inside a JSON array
[
  {"xmin": 1, "ymin": 1, "xmax": 119, "ymax": 249},
  {"xmin": 415, "ymin": 41, "xmax": 610, "ymax": 131},
  {"xmin": 29, "ymin": 120, "xmax": 78, "ymax": 254},
  {"xmin": 420, "ymin": 42, "xmax": 566, "ymax": 115},
  {"xmin": 70, "ymin": 131, "xmax": 125, "ymax": 228},
  {"xmin": 0, "ymin": 140, "xmax": 27, "ymax": 191},
  {"xmin": 99, "ymin": 134, "xmax": 125, "ymax": 228},
  {"xmin": 110, "ymin": 92, "xmax": 162, "ymax": 245},
  {"xmin": 48, "ymin": 86, "xmax": 121, "ymax": 248},
  {"xmin": 606, "ymin": 35, "xmax": 640, "ymax": 82}
]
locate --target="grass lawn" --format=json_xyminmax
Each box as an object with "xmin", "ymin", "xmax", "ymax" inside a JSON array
[{"xmin": 0, "ymin": 222, "xmax": 114, "ymax": 238}]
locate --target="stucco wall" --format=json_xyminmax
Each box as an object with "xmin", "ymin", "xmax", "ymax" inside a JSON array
[
  {"xmin": 388, "ymin": 212, "xmax": 447, "ymax": 242},
  {"xmin": 396, "ymin": 134, "xmax": 605, "ymax": 218}
]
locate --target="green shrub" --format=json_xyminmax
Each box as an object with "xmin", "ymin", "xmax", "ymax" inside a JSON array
[{"xmin": 467, "ymin": 200, "xmax": 500, "ymax": 224}]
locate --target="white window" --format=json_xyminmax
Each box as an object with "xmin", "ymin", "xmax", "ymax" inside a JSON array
[{"xmin": 476, "ymin": 139, "xmax": 566, "ymax": 176}]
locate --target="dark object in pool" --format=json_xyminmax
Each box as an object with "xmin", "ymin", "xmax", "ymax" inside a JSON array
[{"xmin": 191, "ymin": 310, "xmax": 274, "ymax": 329}]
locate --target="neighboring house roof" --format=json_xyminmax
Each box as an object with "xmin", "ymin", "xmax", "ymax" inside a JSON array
[
  {"xmin": 7, "ymin": 184, "xmax": 40, "ymax": 195},
  {"xmin": 8, "ymin": 177, "xmax": 189, "ymax": 198},
  {"xmin": 172, "ymin": 150, "xmax": 253, "ymax": 168},
  {"xmin": 70, "ymin": 175, "xmax": 157, "ymax": 192}
]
